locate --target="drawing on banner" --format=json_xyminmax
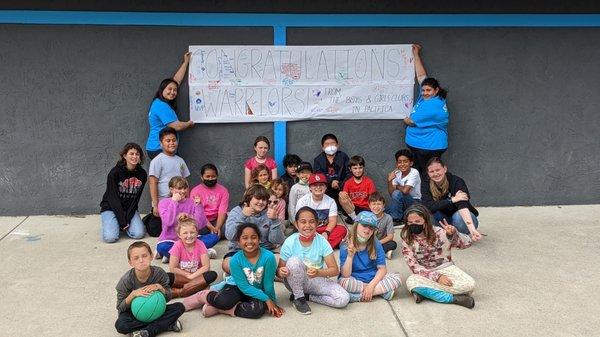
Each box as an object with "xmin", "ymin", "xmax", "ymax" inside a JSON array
[{"xmin": 188, "ymin": 45, "xmax": 414, "ymax": 123}]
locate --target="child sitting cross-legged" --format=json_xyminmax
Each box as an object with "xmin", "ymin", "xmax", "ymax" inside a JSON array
[
  {"xmin": 167, "ymin": 214, "xmax": 218, "ymax": 298},
  {"xmin": 182, "ymin": 223, "xmax": 284, "ymax": 319},
  {"xmin": 338, "ymin": 212, "xmax": 402, "ymax": 302},
  {"xmin": 114, "ymin": 241, "xmax": 185, "ymax": 337}
]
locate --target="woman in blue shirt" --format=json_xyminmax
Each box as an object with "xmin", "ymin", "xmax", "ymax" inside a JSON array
[
  {"xmin": 145, "ymin": 52, "xmax": 195, "ymax": 159},
  {"xmin": 403, "ymin": 44, "xmax": 449, "ymax": 175}
]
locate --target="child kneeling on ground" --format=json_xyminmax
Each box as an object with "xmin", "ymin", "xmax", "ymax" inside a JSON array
[
  {"xmin": 115, "ymin": 241, "xmax": 184, "ymax": 337},
  {"xmin": 338, "ymin": 211, "xmax": 402, "ymax": 302},
  {"xmin": 400, "ymin": 204, "xmax": 476, "ymax": 309}
]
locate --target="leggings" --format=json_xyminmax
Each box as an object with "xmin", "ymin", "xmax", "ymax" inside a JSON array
[
  {"xmin": 405, "ymin": 265, "xmax": 475, "ymax": 295},
  {"xmin": 206, "ymin": 284, "xmax": 266, "ymax": 319},
  {"xmin": 283, "ymin": 256, "xmax": 349, "ymax": 308},
  {"xmin": 338, "ymin": 273, "xmax": 403, "ymax": 298}
]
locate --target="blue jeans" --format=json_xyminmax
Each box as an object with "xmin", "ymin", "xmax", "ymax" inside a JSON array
[
  {"xmin": 433, "ymin": 211, "xmax": 479, "ymax": 235},
  {"xmin": 157, "ymin": 233, "xmax": 220, "ymax": 257},
  {"xmin": 386, "ymin": 190, "xmax": 419, "ymax": 220},
  {"xmin": 101, "ymin": 210, "xmax": 145, "ymax": 243}
]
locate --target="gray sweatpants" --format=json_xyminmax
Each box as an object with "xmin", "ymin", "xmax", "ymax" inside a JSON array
[{"xmin": 283, "ymin": 256, "xmax": 349, "ymax": 308}]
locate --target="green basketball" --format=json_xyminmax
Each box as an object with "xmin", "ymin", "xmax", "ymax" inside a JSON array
[{"xmin": 131, "ymin": 291, "xmax": 166, "ymax": 323}]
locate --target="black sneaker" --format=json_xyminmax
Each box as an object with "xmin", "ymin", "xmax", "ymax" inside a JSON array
[
  {"xmin": 168, "ymin": 320, "xmax": 183, "ymax": 333},
  {"xmin": 130, "ymin": 331, "xmax": 149, "ymax": 337},
  {"xmin": 292, "ymin": 296, "xmax": 312, "ymax": 315},
  {"xmin": 393, "ymin": 219, "xmax": 404, "ymax": 228},
  {"xmin": 452, "ymin": 294, "xmax": 475, "ymax": 309},
  {"xmin": 290, "ymin": 293, "xmax": 309, "ymax": 302}
]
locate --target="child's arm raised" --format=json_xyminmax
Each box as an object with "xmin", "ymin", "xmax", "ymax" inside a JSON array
[
  {"xmin": 158, "ymin": 198, "xmax": 179, "ymax": 229},
  {"xmin": 339, "ymin": 241, "xmax": 355, "ymax": 278}
]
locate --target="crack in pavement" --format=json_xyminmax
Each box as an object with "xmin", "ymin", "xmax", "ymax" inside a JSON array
[{"xmin": 0, "ymin": 216, "xmax": 30, "ymax": 242}]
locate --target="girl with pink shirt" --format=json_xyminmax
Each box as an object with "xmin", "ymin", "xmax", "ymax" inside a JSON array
[
  {"xmin": 156, "ymin": 177, "xmax": 219, "ymax": 263},
  {"xmin": 244, "ymin": 136, "xmax": 278, "ymax": 188},
  {"xmin": 167, "ymin": 214, "xmax": 218, "ymax": 298},
  {"xmin": 269, "ymin": 179, "xmax": 288, "ymax": 221},
  {"xmin": 189, "ymin": 164, "xmax": 229, "ymax": 239}
]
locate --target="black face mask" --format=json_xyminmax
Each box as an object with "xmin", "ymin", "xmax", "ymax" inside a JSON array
[
  {"xmin": 408, "ymin": 224, "xmax": 424, "ymax": 235},
  {"xmin": 204, "ymin": 179, "xmax": 217, "ymax": 187}
]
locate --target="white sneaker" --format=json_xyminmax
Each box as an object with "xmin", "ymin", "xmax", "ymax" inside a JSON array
[
  {"xmin": 386, "ymin": 250, "xmax": 394, "ymax": 260},
  {"xmin": 207, "ymin": 248, "xmax": 217, "ymax": 259},
  {"xmin": 161, "ymin": 256, "xmax": 169, "ymax": 264}
]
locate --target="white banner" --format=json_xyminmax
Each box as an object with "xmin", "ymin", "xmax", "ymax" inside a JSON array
[{"xmin": 188, "ymin": 45, "xmax": 414, "ymax": 123}]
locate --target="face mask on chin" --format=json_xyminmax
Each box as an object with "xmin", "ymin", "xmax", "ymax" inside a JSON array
[
  {"xmin": 299, "ymin": 233, "xmax": 316, "ymax": 242},
  {"xmin": 356, "ymin": 234, "xmax": 369, "ymax": 243},
  {"xmin": 323, "ymin": 145, "xmax": 337, "ymax": 156}
]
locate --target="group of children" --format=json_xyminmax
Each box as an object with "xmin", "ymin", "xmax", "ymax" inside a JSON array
[{"xmin": 103, "ymin": 130, "xmax": 480, "ymax": 336}]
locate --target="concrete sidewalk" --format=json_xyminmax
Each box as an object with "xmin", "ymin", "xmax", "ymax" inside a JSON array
[{"xmin": 1, "ymin": 205, "xmax": 599, "ymax": 337}]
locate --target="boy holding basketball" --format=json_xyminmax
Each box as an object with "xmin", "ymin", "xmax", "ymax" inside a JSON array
[{"xmin": 115, "ymin": 241, "xmax": 185, "ymax": 337}]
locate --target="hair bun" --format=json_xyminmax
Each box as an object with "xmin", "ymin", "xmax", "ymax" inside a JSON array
[{"xmin": 177, "ymin": 213, "xmax": 191, "ymax": 222}]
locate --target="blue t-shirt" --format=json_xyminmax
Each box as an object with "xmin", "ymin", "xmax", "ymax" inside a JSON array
[
  {"xmin": 405, "ymin": 94, "xmax": 449, "ymax": 151},
  {"xmin": 280, "ymin": 233, "xmax": 333, "ymax": 269},
  {"xmin": 228, "ymin": 248, "xmax": 277, "ymax": 303},
  {"xmin": 339, "ymin": 240, "xmax": 386, "ymax": 283},
  {"xmin": 145, "ymin": 98, "xmax": 178, "ymax": 151}
]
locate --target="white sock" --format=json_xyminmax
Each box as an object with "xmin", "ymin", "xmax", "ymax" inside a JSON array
[{"xmin": 349, "ymin": 212, "xmax": 357, "ymax": 220}]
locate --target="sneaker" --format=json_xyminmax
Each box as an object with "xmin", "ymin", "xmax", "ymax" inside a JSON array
[
  {"xmin": 386, "ymin": 250, "xmax": 394, "ymax": 260},
  {"xmin": 381, "ymin": 290, "xmax": 395, "ymax": 301},
  {"xmin": 168, "ymin": 319, "xmax": 183, "ymax": 332},
  {"xmin": 292, "ymin": 297, "xmax": 312, "ymax": 315},
  {"xmin": 161, "ymin": 256, "xmax": 170, "ymax": 264},
  {"xmin": 154, "ymin": 251, "xmax": 162, "ymax": 260},
  {"xmin": 289, "ymin": 293, "xmax": 309, "ymax": 302},
  {"xmin": 412, "ymin": 292, "xmax": 424, "ymax": 303},
  {"xmin": 207, "ymin": 248, "xmax": 217, "ymax": 259},
  {"xmin": 130, "ymin": 330, "xmax": 149, "ymax": 337},
  {"xmin": 452, "ymin": 294, "xmax": 475, "ymax": 309},
  {"xmin": 393, "ymin": 220, "xmax": 404, "ymax": 228}
]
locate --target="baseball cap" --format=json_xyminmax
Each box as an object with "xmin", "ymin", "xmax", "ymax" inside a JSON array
[
  {"xmin": 308, "ymin": 173, "xmax": 327, "ymax": 185},
  {"xmin": 356, "ymin": 211, "xmax": 378, "ymax": 228}
]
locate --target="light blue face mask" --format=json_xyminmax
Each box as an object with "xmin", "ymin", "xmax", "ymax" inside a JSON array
[{"xmin": 356, "ymin": 234, "xmax": 369, "ymax": 243}]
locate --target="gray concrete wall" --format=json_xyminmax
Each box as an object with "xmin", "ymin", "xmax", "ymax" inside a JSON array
[{"xmin": 1, "ymin": 25, "xmax": 599, "ymax": 215}]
